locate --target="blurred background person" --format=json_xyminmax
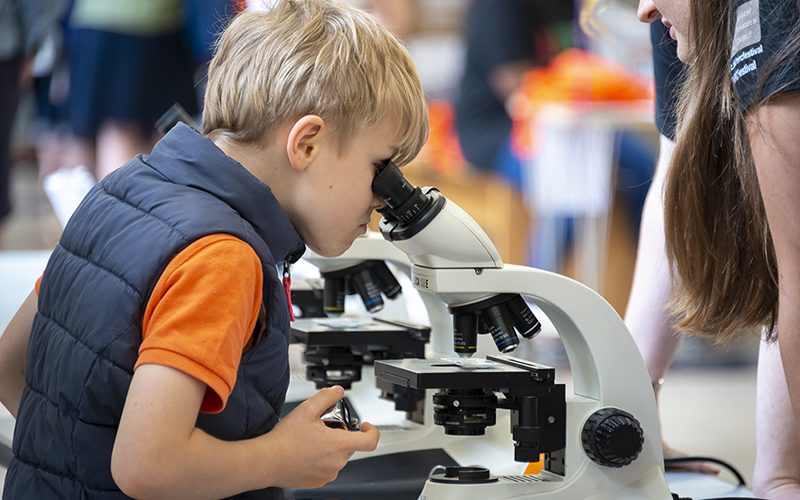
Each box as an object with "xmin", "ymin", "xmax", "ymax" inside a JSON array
[
  {"xmin": 29, "ymin": 2, "xmax": 78, "ymax": 183},
  {"xmin": 64, "ymin": 0, "xmax": 200, "ymax": 180},
  {"xmin": 0, "ymin": 0, "xmax": 65, "ymax": 247},
  {"xmin": 456, "ymin": 0, "xmax": 657, "ymax": 271},
  {"xmin": 37, "ymin": 0, "xmax": 238, "ymax": 228},
  {"xmin": 455, "ymin": 0, "xmax": 574, "ymax": 190},
  {"xmin": 36, "ymin": 0, "xmax": 237, "ymax": 183}
]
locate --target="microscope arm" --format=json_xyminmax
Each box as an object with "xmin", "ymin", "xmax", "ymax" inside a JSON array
[{"xmin": 411, "ymin": 264, "xmax": 651, "ymax": 408}]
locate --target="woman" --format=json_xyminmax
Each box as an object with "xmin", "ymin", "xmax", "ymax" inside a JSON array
[{"xmin": 635, "ymin": 0, "xmax": 800, "ymax": 497}]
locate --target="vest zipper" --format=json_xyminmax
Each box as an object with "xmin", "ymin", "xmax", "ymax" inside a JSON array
[{"xmin": 282, "ymin": 260, "xmax": 295, "ymax": 322}]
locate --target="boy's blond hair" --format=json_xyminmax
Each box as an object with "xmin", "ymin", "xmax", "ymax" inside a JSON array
[{"xmin": 203, "ymin": 0, "xmax": 429, "ymax": 167}]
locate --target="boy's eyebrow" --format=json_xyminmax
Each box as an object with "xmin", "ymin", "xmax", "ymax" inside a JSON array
[{"xmin": 377, "ymin": 150, "xmax": 397, "ymax": 165}]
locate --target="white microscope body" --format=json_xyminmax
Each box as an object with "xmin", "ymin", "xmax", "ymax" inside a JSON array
[{"xmin": 367, "ymin": 161, "xmax": 674, "ymax": 499}]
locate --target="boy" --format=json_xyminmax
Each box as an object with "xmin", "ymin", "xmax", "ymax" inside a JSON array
[{"xmin": 0, "ymin": 0, "xmax": 429, "ymax": 498}]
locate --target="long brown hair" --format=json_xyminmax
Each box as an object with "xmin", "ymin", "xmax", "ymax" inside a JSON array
[{"xmin": 664, "ymin": 0, "xmax": 778, "ymax": 342}]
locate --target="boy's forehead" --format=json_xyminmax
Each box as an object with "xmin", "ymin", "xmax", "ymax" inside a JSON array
[
  {"xmin": 374, "ymin": 118, "xmax": 403, "ymax": 151},
  {"xmin": 350, "ymin": 114, "xmax": 398, "ymax": 137},
  {"xmin": 384, "ymin": 116, "xmax": 421, "ymax": 164}
]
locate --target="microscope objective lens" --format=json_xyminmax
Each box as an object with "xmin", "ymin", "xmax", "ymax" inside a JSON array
[
  {"xmin": 351, "ymin": 269, "xmax": 384, "ymax": 313},
  {"xmin": 453, "ymin": 312, "xmax": 479, "ymax": 357},
  {"xmin": 507, "ymin": 294, "xmax": 542, "ymax": 339},
  {"xmin": 482, "ymin": 304, "xmax": 519, "ymax": 353},
  {"xmin": 322, "ymin": 277, "xmax": 346, "ymax": 317}
]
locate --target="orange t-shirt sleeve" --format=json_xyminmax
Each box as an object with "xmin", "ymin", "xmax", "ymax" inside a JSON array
[{"xmin": 137, "ymin": 234, "xmax": 263, "ymax": 414}]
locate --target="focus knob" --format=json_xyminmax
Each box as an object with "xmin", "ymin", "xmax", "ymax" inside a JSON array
[{"xmin": 582, "ymin": 408, "xmax": 644, "ymax": 468}]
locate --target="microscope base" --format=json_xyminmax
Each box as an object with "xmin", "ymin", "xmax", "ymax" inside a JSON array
[
  {"xmin": 286, "ymin": 448, "xmax": 458, "ymax": 500},
  {"xmin": 417, "ymin": 465, "xmax": 672, "ymax": 500}
]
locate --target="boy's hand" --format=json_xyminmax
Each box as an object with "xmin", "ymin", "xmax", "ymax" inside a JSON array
[{"xmin": 267, "ymin": 386, "xmax": 380, "ymax": 490}]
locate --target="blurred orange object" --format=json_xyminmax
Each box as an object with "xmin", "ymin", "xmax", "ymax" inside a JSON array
[
  {"xmin": 524, "ymin": 457, "xmax": 544, "ymax": 475},
  {"xmin": 421, "ymin": 99, "xmax": 466, "ymax": 175},
  {"xmin": 509, "ymin": 49, "xmax": 654, "ymax": 159}
]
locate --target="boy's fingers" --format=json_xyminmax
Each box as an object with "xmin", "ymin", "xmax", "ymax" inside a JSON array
[
  {"xmin": 350, "ymin": 422, "xmax": 380, "ymax": 452},
  {"xmin": 303, "ymin": 386, "xmax": 345, "ymax": 417}
]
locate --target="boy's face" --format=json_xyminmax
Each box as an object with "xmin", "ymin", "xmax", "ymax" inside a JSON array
[{"xmin": 292, "ymin": 119, "xmax": 396, "ymax": 257}]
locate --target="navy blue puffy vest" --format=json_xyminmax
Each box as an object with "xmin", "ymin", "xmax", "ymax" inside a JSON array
[{"xmin": 4, "ymin": 124, "xmax": 305, "ymax": 500}]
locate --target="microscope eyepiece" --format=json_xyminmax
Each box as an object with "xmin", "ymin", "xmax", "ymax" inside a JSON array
[
  {"xmin": 372, "ymin": 161, "xmax": 429, "ymax": 224},
  {"xmin": 372, "ymin": 162, "xmax": 446, "ymax": 242}
]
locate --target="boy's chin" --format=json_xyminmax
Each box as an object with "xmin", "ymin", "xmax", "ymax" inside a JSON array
[{"xmin": 308, "ymin": 239, "xmax": 355, "ymax": 258}]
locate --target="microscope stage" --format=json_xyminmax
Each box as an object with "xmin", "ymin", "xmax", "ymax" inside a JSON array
[
  {"xmin": 290, "ymin": 317, "xmax": 430, "ymax": 347},
  {"xmin": 375, "ymin": 356, "xmax": 555, "ymax": 390}
]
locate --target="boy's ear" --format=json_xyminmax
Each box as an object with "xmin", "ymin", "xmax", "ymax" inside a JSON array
[{"xmin": 287, "ymin": 115, "xmax": 325, "ymax": 172}]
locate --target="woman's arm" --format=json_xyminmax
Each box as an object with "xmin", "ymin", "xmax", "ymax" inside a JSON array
[
  {"xmin": 112, "ymin": 364, "xmax": 380, "ymax": 500},
  {"xmin": 0, "ymin": 290, "xmax": 37, "ymax": 417},
  {"xmin": 625, "ymin": 134, "xmax": 681, "ymax": 382},
  {"xmin": 753, "ymin": 340, "xmax": 800, "ymax": 498},
  {"xmin": 749, "ymin": 90, "xmax": 800, "ymax": 493},
  {"xmin": 625, "ymin": 135, "xmax": 717, "ymax": 474}
]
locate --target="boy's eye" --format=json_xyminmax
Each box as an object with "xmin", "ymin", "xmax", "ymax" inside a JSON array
[{"xmin": 374, "ymin": 160, "xmax": 391, "ymax": 176}]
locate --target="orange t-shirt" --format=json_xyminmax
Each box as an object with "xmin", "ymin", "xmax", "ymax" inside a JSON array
[{"xmin": 36, "ymin": 234, "xmax": 263, "ymax": 414}]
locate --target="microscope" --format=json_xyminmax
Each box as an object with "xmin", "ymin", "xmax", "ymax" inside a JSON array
[
  {"xmin": 364, "ymin": 161, "xmax": 674, "ymax": 499},
  {"xmin": 289, "ymin": 238, "xmax": 435, "ymax": 423},
  {"xmin": 289, "ymin": 233, "xmax": 541, "ymax": 498}
]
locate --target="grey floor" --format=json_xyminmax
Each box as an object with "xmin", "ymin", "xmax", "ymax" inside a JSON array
[{"xmin": 0, "ymin": 160, "xmax": 759, "ymax": 494}]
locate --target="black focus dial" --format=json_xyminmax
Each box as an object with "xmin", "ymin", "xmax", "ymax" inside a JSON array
[{"xmin": 582, "ymin": 408, "xmax": 644, "ymax": 468}]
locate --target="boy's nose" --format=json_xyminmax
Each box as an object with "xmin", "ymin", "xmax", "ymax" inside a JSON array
[{"xmin": 637, "ymin": 0, "xmax": 661, "ymax": 22}]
